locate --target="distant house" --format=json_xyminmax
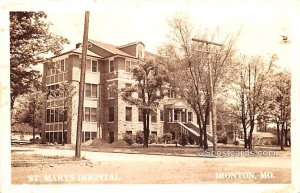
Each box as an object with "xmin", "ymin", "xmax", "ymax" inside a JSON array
[
  {"xmin": 252, "ymin": 132, "xmax": 275, "ymax": 145},
  {"xmin": 11, "ymin": 123, "xmax": 41, "ymax": 141}
]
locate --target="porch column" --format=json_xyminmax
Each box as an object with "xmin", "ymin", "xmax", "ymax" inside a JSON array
[
  {"xmin": 185, "ymin": 109, "xmax": 188, "ymax": 123},
  {"xmin": 178, "ymin": 110, "xmax": 181, "ymax": 122},
  {"xmin": 171, "ymin": 108, "xmax": 174, "ymax": 122}
]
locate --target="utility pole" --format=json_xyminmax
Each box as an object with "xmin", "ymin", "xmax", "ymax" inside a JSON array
[
  {"xmin": 75, "ymin": 11, "xmax": 90, "ymax": 158},
  {"xmin": 192, "ymin": 38, "xmax": 223, "ymax": 151}
]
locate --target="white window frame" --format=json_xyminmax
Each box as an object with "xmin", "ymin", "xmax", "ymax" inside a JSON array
[
  {"xmin": 109, "ymin": 59, "xmax": 114, "ymax": 73},
  {"xmin": 91, "ymin": 60, "xmax": 98, "ymax": 72},
  {"xmin": 136, "ymin": 44, "xmax": 144, "ymax": 58}
]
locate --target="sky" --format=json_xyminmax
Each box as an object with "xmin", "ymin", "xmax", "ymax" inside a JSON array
[{"xmin": 38, "ymin": 0, "xmax": 300, "ymax": 72}]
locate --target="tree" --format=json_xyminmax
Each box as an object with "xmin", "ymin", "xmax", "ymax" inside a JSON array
[
  {"xmin": 158, "ymin": 15, "xmax": 237, "ymax": 150},
  {"xmin": 265, "ymin": 71, "xmax": 291, "ymax": 149},
  {"xmin": 120, "ymin": 58, "xmax": 168, "ymax": 148},
  {"xmin": 12, "ymin": 84, "xmax": 46, "ymax": 144},
  {"xmin": 48, "ymin": 81, "xmax": 76, "ymax": 145},
  {"xmin": 10, "ymin": 11, "xmax": 69, "ymax": 109},
  {"xmin": 233, "ymin": 55, "xmax": 276, "ymax": 149}
]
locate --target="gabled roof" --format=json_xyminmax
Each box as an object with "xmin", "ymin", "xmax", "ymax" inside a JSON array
[
  {"xmin": 89, "ymin": 39, "xmax": 134, "ymax": 58},
  {"xmin": 50, "ymin": 47, "xmax": 102, "ymax": 59},
  {"xmin": 72, "ymin": 47, "xmax": 103, "ymax": 58},
  {"xmin": 117, "ymin": 41, "xmax": 145, "ymax": 48}
]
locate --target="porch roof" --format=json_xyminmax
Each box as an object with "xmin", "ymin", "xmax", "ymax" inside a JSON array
[{"xmin": 164, "ymin": 100, "xmax": 187, "ymax": 109}]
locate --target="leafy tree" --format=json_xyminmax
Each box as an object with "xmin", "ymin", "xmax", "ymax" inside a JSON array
[
  {"xmin": 10, "ymin": 11, "xmax": 69, "ymax": 109},
  {"xmin": 120, "ymin": 58, "xmax": 168, "ymax": 148},
  {"xmin": 232, "ymin": 55, "xmax": 276, "ymax": 149},
  {"xmin": 158, "ymin": 15, "xmax": 238, "ymax": 150},
  {"xmin": 12, "ymin": 84, "xmax": 46, "ymax": 143},
  {"xmin": 265, "ymin": 71, "xmax": 291, "ymax": 149}
]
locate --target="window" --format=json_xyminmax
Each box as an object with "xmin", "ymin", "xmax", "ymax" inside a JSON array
[
  {"xmin": 55, "ymin": 108, "xmax": 60, "ymax": 122},
  {"xmin": 92, "ymin": 84, "xmax": 97, "ymax": 98},
  {"xmin": 138, "ymin": 108, "xmax": 143, "ymax": 122},
  {"xmin": 50, "ymin": 109, "xmax": 55, "ymax": 123},
  {"xmin": 108, "ymin": 107, "xmax": 114, "ymax": 122},
  {"xmin": 84, "ymin": 107, "xmax": 97, "ymax": 122},
  {"xmin": 85, "ymin": 84, "xmax": 91, "ymax": 97},
  {"xmin": 59, "ymin": 109, "xmax": 67, "ymax": 122},
  {"xmin": 126, "ymin": 131, "xmax": 132, "ymax": 135},
  {"xmin": 160, "ymin": 110, "xmax": 164, "ymax": 121},
  {"xmin": 151, "ymin": 131, "xmax": 157, "ymax": 136},
  {"xmin": 84, "ymin": 107, "xmax": 90, "ymax": 122},
  {"xmin": 109, "ymin": 60, "xmax": 114, "ymax": 73},
  {"xmin": 137, "ymin": 45, "xmax": 144, "ymax": 58},
  {"xmin": 151, "ymin": 110, "xmax": 157, "ymax": 123},
  {"xmin": 46, "ymin": 109, "xmax": 51, "ymax": 123},
  {"xmin": 48, "ymin": 84, "xmax": 59, "ymax": 97},
  {"xmin": 125, "ymin": 61, "xmax": 131, "ymax": 72},
  {"xmin": 188, "ymin": 112, "xmax": 193, "ymax": 122},
  {"xmin": 91, "ymin": 132, "xmax": 97, "ymax": 140},
  {"xmin": 125, "ymin": 107, "xmax": 132, "ymax": 121},
  {"xmin": 60, "ymin": 60, "xmax": 65, "ymax": 72},
  {"xmin": 91, "ymin": 108, "xmax": 97, "ymax": 122},
  {"xmin": 85, "ymin": 132, "xmax": 90, "ymax": 142},
  {"xmin": 125, "ymin": 83, "xmax": 132, "ymax": 97},
  {"xmin": 92, "ymin": 60, "xmax": 98, "ymax": 72},
  {"xmin": 85, "ymin": 83, "xmax": 98, "ymax": 98},
  {"xmin": 82, "ymin": 131, "xmax": 97, "ymax": 143}
]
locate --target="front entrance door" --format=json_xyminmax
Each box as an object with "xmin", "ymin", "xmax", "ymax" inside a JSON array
[{"xmin": 109, "ymin": 132, "xmax": 114, "ymax": 143}]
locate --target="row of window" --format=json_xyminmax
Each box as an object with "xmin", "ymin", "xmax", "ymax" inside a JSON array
[
  {"xmin": 47, "ymin": 83, "xmax": 98, "ymax": 98},
  {"xmin": 108, "ymin": 59, "xmax": 138, "ymax": 73},
  {"xmin": 108, "ymin": 107, "xmax": 163, "ymax": 123},
  {"xmin": 82, "ymin": 131, "xmax": 97, "ymax": 143},
  {"xmin": 46, "ymin": 108, "xmax": 67, "ymax": 123},
  {"xmin": 46, "ymin": 72, "xmax": 68, "ymax": 85},
  {"xmin": 48, "ymin": 59, "xmax": 66, "ymax": 76},
  {"xmin": 48, "ymin": 59, "xmax": 99, "ymax": 75},
  {"xmin": 46, "ymin": 107, "xmax": 98, "ymax": 123},
  {"xmin": 46, "ymin": 106, "xmax": 192, "ymax": 124}
]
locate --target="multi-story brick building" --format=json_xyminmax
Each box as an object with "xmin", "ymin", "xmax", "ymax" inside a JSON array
[{"xmin": 42, "ymin": 40, "xmax": 207, "ymax": 145}]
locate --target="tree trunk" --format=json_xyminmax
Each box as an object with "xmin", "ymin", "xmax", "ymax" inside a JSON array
[
  {"xmin": 248, "ymin": 132, "xmax": 252, "ymax": 150},
  {"xmin": 284, "ymin": 121, "xmax": 288, "ymax": 147},
  {"xmin": 276, "ymin": 121, "xmax": 281, "ymax": 146},
  {"xmin": 62, "ymin": 109, "xmax": 65, "ymax": 146},
  {"xmin": 32, "ymin": 116, "xmax": 35, "ymax": 144},
  {"xmin": 197, "ymin": 116, "xmax": 203, "ymax": 147},
  {"xmin": 203, "ymin": 103, "xmax": 209, "ymax": 150},
  {"xmin": 242, "ymin": 124, "xmax": 247, "ymax": 148},
  {"xmin": 280, "ymin": 122, "xmax": 285, "ymax": 150},
  {"xmin": 143, "ymin": 111, "xmax": 150, "ymax": 148}
]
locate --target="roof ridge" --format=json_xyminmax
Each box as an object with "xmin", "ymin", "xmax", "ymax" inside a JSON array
[{"xmin": 117, "ymin": 41, "xmax": 144, "ymax": 48}]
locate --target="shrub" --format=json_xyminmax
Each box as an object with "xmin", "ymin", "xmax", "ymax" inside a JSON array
[
  {"xmin": 162, "ymin": 133, "xmax": 172, "ymax": 143},
  {"xmin": 178, "ymin": 132, "xmax": 189, "ymax": 146},
  {"xmin": 123, "ymin": 133, "xmax": 134, "ymax": 145},
  {"xmin": 233, "ymin": 140, "xmax": 239, "ymax": 146},
  {"xmin": 271, "ymin": 138, "xmax": 278, "ymax": 145},
  {"xmin": 217, "ymin": 134, "xmax": 227, "ymax": 144},
  {"xmin": 149, "ymin": 134, "xmax": 157, "ymax": 144},
  {"xmin": 136, "ymin": 130, "xmax": 144, "ymax": 144},
  {"xmin": 188, "ymin": 137, "xmax": 195, "ymax": 145}
]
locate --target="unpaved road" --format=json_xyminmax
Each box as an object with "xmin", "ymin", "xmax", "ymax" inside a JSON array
[{"xmin": 11, "ymin": 146, "xmax": 291, "ymax": 184}]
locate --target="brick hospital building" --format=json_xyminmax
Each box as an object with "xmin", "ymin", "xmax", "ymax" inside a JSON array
[{"xmin": 42, "ymin": 40, "xmax": 208, "ymax": 144}]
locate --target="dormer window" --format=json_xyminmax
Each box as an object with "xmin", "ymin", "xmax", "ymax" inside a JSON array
[{"xmin": 137, "ymin": 45, "xmax": 144, "ymax": 58}]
